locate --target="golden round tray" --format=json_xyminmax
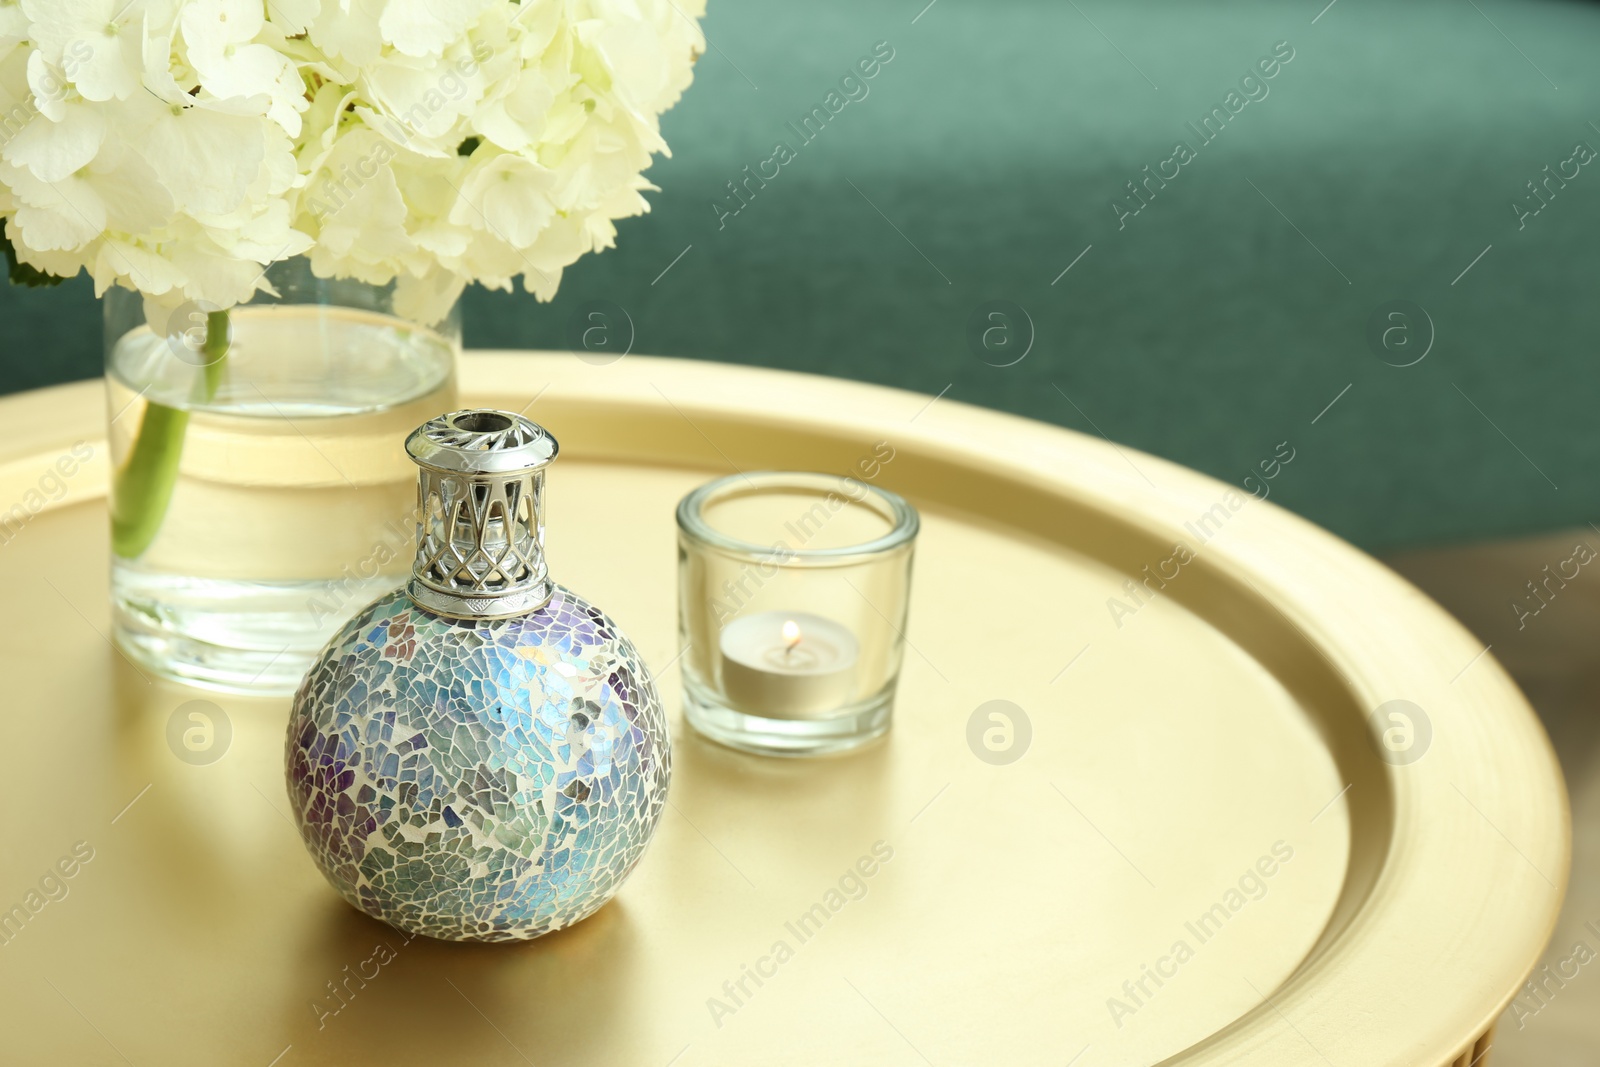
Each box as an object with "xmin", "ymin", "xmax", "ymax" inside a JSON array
[{"xmin": 0, "ymin": 353, "xmax": 1567, "ymax": 1066}]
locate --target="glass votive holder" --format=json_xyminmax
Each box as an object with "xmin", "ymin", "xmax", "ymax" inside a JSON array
[{"xmin": 676, "ymin": 471, "xmax": 920, "ymax": 757}]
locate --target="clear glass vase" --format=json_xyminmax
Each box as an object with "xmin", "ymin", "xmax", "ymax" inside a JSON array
[{"xmin": 104, "ymin": 259, "xmax": 460, "ymax": 694}]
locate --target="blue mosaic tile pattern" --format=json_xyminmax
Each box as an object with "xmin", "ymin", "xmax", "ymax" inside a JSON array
[{"xmin": 285, "ymin": 586, "xmax": 669, "ymax": 942}]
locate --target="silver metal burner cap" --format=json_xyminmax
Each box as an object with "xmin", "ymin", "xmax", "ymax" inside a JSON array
[{"xmin": 403, "ymin": 409, "xmax": 558, "ymax": 619}]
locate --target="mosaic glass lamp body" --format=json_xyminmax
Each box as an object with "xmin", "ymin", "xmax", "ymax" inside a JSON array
[{"xmin": 285, "ymin": 410, "xmax": 669, "ymax": 942}]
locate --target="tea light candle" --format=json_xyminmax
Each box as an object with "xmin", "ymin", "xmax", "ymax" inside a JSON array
[
  {"xmin": 720, "ymin": 611, "xmax": 860, "ymax": 719},
  {"xmin": 677, "ymin": 470, "xmax": 918, "ymax": 755}
]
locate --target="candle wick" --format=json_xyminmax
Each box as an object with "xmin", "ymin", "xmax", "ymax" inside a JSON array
[{"xmin": 782, "ymin": 620, "xmax": 802, "ymax": 659}]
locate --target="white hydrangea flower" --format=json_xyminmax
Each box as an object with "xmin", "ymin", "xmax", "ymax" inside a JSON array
[
  {"xmin": 181, "ymin": 0, "xmax": 309, "ymax": 136},
  {"xmin": 0, "ymin": 0, "xmax": 706, "ymax": 322}
]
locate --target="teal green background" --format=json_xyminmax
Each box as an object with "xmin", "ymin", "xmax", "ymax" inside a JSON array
[{"xmin": 4, "ymin": 0, "xmax": 1596, "ymax": 551}]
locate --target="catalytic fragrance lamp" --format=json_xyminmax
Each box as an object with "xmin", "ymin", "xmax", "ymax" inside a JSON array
[{"xmin": 286, "ymin": 409, "xmax": 669, "ymax": 941}]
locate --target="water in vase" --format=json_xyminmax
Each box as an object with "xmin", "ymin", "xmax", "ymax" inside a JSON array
[{"xmin": 106, "ymin": 305, "xmax": 458, "ymax": 694}]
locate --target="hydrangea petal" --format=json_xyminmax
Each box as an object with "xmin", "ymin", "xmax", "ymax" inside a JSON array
[{"xmin": 3, "ymin": 103, "xmax": 105, "ymax": 182}]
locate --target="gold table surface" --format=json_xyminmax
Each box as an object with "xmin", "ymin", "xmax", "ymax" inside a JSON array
[{"xmin": 0, "ymin": 353, "xmax": 1568, "ymax": 1067}]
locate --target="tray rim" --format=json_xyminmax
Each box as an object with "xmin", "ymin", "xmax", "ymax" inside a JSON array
[{"xmin": 0, "ymin": 352, "xmax": 1569, "ymax": 1067}]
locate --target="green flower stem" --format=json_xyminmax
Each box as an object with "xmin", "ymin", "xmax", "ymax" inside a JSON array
[{"xmin": 112, "ymin": 311, "xmax": 230, "ymax": 559}]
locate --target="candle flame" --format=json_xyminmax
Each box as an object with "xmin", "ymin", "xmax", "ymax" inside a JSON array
[{"xmin": 781, "ymin": 619, "xmax": 802, "ymax": 651}]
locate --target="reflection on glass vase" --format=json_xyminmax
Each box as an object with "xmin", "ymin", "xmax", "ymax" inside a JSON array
[{"xmin": 104, "ymin": 259, "xmax": 459, "ymax": 694}]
